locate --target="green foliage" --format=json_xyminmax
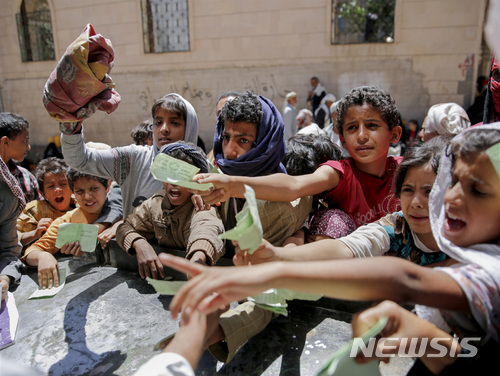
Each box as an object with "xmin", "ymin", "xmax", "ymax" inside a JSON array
[{"xmin": 335, "ymin": 0, "xmax": 396, "ymax": 43}]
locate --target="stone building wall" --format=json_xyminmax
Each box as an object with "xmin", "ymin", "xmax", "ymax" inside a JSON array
[{"xmin": 0, "ymin": 0, "xmax": 490, "ymax": 159}]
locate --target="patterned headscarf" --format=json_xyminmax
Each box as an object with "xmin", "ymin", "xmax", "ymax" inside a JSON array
[{"xmin": 213, "ymin": 95, "xmax": 287, "ymax": 177}]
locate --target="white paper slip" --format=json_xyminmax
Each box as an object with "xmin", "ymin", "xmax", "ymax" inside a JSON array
[{"xmin": 28, "ymin": 268, "xmax": 67, "ymax": 300}]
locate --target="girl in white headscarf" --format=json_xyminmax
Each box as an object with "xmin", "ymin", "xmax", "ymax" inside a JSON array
[
  {"xmin": 419, "ymin": 103, "xmax": 471, "ymax": 142},
  {"xmin": 416, "ymin": 123, "xmax": 500, "ymax": 342}
]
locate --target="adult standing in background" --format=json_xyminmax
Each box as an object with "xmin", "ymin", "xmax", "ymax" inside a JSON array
[
  {"xmin": 282, "ymin": 91, "xmax": 298, "ymax": 141},
  {"xmin": 307, "ymin": 76, "xmax": 326, "ymax": 116},
  {"xmin": 314, "ymin": 94, "xmax": 336, "ymax": 129}
]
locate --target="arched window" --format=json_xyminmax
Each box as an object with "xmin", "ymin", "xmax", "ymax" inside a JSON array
[
  {"xmin": 16, "ymin": 0, "xmax": 55, "ymax": 62},
  {"xmin": 141, "ymin": 0, "xmax": 190, "ymax": 53},
  {"xmin": 331, "ymin": 0, "xmax": 396, "ymax": 44}
]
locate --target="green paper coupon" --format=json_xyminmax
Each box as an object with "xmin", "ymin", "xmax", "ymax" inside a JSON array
[
  {"xmin": 151, "ymin": 153, "xmax": 214, "ymax": 190},
  {"xmin": 55, "ymin": 223, "xmax": 99, "ymax": 253},
  {"xmin": 316, "ymin": 316, "xmax": 388, "ymax": 376},
  {"xmin": 220, "ymin": 185, "xmax": 263, "ymax": 254},
  {"xmin": 146, "ymin": 278, "xmax": 186, "ymax": 295}
]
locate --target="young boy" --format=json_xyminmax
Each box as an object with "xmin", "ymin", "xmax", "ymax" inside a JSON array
[
  {"xmin": 195, "ymin": 86, "xmax": 403, "ymax": 237},
  {"xmin": 17, "ymin": 157, "xmax": 123, "ymax": 250},
  {"xmin": 184, "ymin": 87, "xmax": 402, "ymax": 363},
  {"xmin": 17, "ymin": 157, "xmax": 76, "ymax": 247},
  {"xmin": 61, "ymin": 93, "xmax": 199, "ymax": 217},
  {"xmin": 131, "ymin": 119, "xmax": 154, "ymax": 146},
  {"xmin": 211, "ymin": 91, "xmax": 312, "ymax": 254},
  {"xmin": 21, "ymin": 169, "xmax": 111, "ymax": 289},
  {"xmin": 116, "ymin": 142, "xmax": 224, "ymax": 280},
  {"xmin": 0, "ymin": 112, "xmax": 31, "ymax": 301}
]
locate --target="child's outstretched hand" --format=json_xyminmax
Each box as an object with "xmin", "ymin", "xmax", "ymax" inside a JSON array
[
  {"xmin": 351, "ymin": 300, "xmax": 460, "ymax": 368},
  {"xmin": 60, "ymin": 241, "xmax": 84, "ymax": 257},
  {"xmin": 190, "ymin": 173, "xmax": 232, "ymax": 205},
  {"xmin": 134, "ymin": 239, "xmax": 165, "ymax": 280},
  {"xmin": 160, "ymin": 253, "xmax": 272, "ymax": 323},
  {"xmin": 37, "ymin": 252, "xmax": 59, "ymax": 289},
  {"xmin": 97, "ymin": 220, "xmax": 122, "ymax": 249},
  {"xmin": 233, "ymin": 239, "xmax": 279, "ymax": 266},
  {"xmin": 191, "ymin": 194, "xmax": 211, "ymax": 212}
]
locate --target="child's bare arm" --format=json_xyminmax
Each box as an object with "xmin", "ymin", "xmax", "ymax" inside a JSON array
[
  {"xmin": 162, "ymin": 255, "xmax": 468, "ymax": 322},
  {"xmin": 25, "ymin": 250, "xmax": 59, "ymax": 289},
  {"xmin": 233, "ymin": 238, "xmax": 354, "ymax": 266},
  {"xmin": 193, "ymin": 165, "xmax": 340, "ymax": 204}
]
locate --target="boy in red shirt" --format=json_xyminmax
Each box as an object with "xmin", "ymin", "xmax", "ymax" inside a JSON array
[{"xmin": 194, "ymin": 86, "xmax": 403, "ymax": 240}]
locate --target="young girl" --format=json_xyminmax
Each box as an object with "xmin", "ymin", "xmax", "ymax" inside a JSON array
[
  {"xmin": 234, "ymin": 137, "xmax": 450, "ymax": 266},
  {"xmin": 165, "ymin": 124, "xmax": 500, "ymax": 344}
]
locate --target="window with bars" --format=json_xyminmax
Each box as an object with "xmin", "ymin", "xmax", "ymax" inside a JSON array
[
  {"xmin": 331, "ymin": 0, "xmax": 396, "ymax": 45},
  {"xmin": 141, "ymin": 0, "xmax": 190, "ymax": 53},
  {"xmin": 16, "ymin": 0, "xmax": 55, "ymax": 62}
]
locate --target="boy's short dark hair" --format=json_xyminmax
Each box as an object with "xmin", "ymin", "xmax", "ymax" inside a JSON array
[
  {"xmin": 217, "ymin": 91, "xmax": 241, "ymax": 105},
  {"xmin": 393, "ymin": 136, "xmax": 449, "ymax": 197},
  {"xmin": 0, "ymin": 112, "xmax": 29, "ymax": 139},
  {"xmin": 131, "ymin": 119, "xmax": 153, "ymax": 145},
  {"xmin": 283, "ymin": 134, "xmax": 342, "ymax": 176},
  {"xmin": 336, "ymin": 86, "xmax": 401, "ymax": 136},
  {"xmin": 151, "ymin": 94, "xmax": 187, "ymax": 122},
  {"xmin": 35, "ymin": 157, "xmax": 69, "ymax": 191},
  {"xmin": 220, "ymin": 91, "xmax": 263, "ymax": 128},
  {"xmin": 67, "ymin": 169, "xmax": 109, "ymax": 191}
]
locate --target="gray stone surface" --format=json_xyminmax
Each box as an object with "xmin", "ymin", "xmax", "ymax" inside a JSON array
[{"xmin": 4, "ymin": 247, "xmax": 415, "ymax": 375}]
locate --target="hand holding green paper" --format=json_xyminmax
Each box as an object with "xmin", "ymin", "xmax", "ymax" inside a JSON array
[
  {"xmin": 220, "ymin": 186, "xmax": 321, "ymax": 314},
  {"xmin": 151, "ymin": 153, "xmax": 214, "ymax": 190},
  {"xmin": 316, "ymin": 316, "xmax": 387, "ymax": 376},
  {"xmin": 219, "ymin": 185, "xmax": 263, "ymax": 254}
]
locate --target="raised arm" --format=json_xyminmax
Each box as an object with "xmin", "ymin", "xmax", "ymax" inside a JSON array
[
  {"xmin": 194, "ymin": 165, "xmax": 339, "ymax": 204},
  {"xmin": 61, "ymin": 125, "xmax": 123, "ymax": 182},
  {"xmin": 162, "ymin": 255, "xmax": 468, "ymax": 322}
]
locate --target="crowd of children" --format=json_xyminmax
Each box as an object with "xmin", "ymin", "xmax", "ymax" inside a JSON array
[{"xmin": 1, "ymin": 74, "xmax": 499, "ymax": 376}]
